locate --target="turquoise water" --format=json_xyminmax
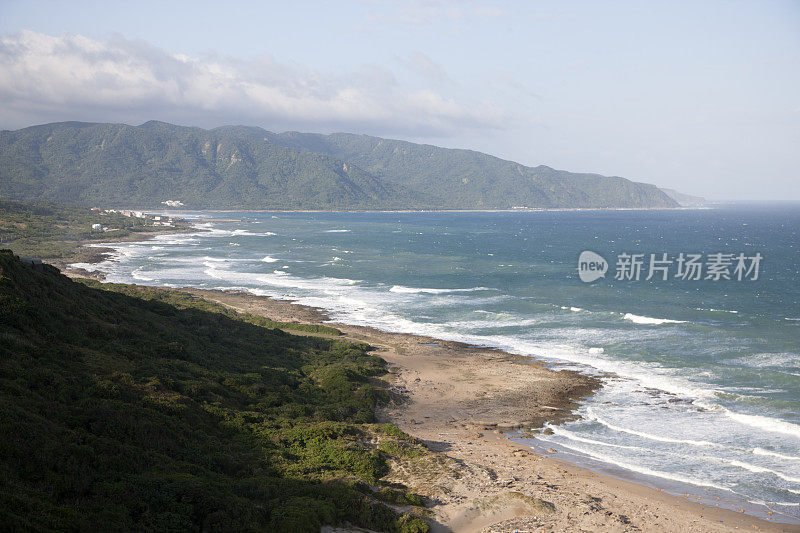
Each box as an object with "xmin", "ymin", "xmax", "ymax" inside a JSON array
[{"xmin": 76, "ymin": 206, "xmax": 800, "ymax": 521}]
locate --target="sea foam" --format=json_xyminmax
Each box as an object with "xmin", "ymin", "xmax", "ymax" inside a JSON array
[
  {"xmin": 724, "ymin": 410, "xmax": 800, "ymax": 439},
  {"xmin": 586, "ymin": 407, "xmax": 717, "ymax": 447},
  {"xmin": 623, "ymin": 313, "xmax": 687, "ymax": 325},
  {"xmin": 752, "ymin": 448, "xmax": 800, "ymax": 462},
  {"xmin": 726, "ymin": 460, "xmax": 800, "ymax": 483},
  {"xmin": 547, "ymin": 426, "xmax": 642, "ymax": 450},
  {"xmin": 542, "ymin": 438, "xmax": 731, "ymax": 491},
  {"xmin": 389, "ymin": 285, "xmax": 493, "ymax": 294}
]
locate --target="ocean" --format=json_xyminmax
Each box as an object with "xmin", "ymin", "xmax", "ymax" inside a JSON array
[{"xmin": 74, "ymin": 205, "xmax": 800, "ymax": 522}]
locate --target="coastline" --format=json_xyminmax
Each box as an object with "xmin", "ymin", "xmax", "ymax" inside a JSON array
[
  {"xmin": 60, "ymin": 225, "xmax": 796, "ymax": 532},
  {"xmin": 137, "ymin": 206, "xmax": 706, "ymax": 214},
  {"xmin": 62, "ymin": 225, "xmax": 200, "ymax": 280},
  {"xmin": 175, "ymin": 288, "xmax": 795, "ymax": 533},
  {"xmin": 63, "ymin": 240, "xmax": 797, "ymax": 532}
]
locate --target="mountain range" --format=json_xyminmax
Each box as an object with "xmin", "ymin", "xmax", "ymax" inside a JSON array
[{"xmin": 0, "ymin": 121, "xmax": 680, "ymax": 210}]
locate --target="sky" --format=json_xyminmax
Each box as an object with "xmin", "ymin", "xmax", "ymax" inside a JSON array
[{"xmin": 0, "ymin": 0, "xmax": 798, "ymax": 201}]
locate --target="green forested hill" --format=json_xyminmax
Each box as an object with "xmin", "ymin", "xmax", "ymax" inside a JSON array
[
  {"xmin": 0, "ymin": 122, "xmax": 424, "ymax": 210},
  {"xmin": 0, "ymin": 121, "xmax": 677, "ymax": 209},
  {"xmin": 0, "ymin": 249, "xmax": 429, "ymax": 532},
  {"xmin": 261, "ymin": 131, "xmax": 678, "ymax": 209}
]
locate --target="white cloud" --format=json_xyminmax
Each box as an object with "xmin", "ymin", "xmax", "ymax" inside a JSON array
[{"xmin": 0, "ymin": 30, "xmax": 507, "ymax": 136}]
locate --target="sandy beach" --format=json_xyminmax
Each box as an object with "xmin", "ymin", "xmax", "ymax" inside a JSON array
[{"xmin": 149, "ymin": 287, "xmax": 795, "ymax": 533}]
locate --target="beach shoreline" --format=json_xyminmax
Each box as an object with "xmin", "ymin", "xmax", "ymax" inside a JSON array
[
  {"xmin": 61, "ymin": 225, "xmax": 201, "ymax": 280},
  {"xmin": 181, "ymin": 288, "xmax": 796, "ymax": 532},
  {"xmin": 63, "ymin": 252, "xmax": 796, "ymax": 531},
  {"xmin": 60, "ymin": 221, "xmax": 797, "ymax": 532}
]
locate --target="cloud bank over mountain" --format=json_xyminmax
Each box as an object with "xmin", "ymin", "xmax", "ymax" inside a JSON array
[{"xmin": 0, "ymin": 31, "xmax": 506, "ymax": 136}]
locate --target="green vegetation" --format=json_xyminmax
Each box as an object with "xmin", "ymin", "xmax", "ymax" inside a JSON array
[
  {"xmin": 81, "ymin": 280, "xmax": 343, "ymax": 336},
  {"xmin": 0, "ymin": 199, "xmax": 189, "ymax": 266},
  {"xmin": 374, "ymin": 424, "xmax": 427, "ymax": 458},
  {"xmin": 0, "ymin": 121, "xmax": 678, "ymax": 210},
  {"xmin": 0, "ymin": 121, "xmax": 423, "ymax": 210},
  {"xmin": 0, "ymin": 250, "xmax": 429, "ymax": 532},
  {"xmin": 263, "ymin": 130, "xmax": 679, "ymax": 209}
]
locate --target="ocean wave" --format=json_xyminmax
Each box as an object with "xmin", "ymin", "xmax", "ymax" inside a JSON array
[
  {"xmin": 194, "ymin": 227, "xmax": 236, "ymax": 237},
  {"xmin": 560, "ymin": 306, "xmax": 584, "ymax": 312},
  {"xmin": 69, "ymin": 242, "xmax": 154, "ymax": 272},
  {"xmin": 726, "ymin": 460, "xmax": 800, "ymax": 483},
  {"xmin": 764, "ymin": 502, "xmax": 800, "ymax": 507},
  {"xmin": 447, "ymin": 317, "xmax": 543, "ymax": 329},
  {"xmin": 492, "ymin": 340, "xmax": 719, "ymax": 399},
  {"xmin": 586, "ymin": 407, "xmax": 717, "ymax": 447},
  {"xmin": 324, "ymin": 229, "xmax": 351, "ymax": 233},
  {"xmin": 696, "ymin": 307, "xmax": 739, "ymax": 314},
  {"xmin": 753, "ymin": 448, "xmax": 800, "ymax": 462},
  {"xmin": 201, "ymin": 256, "xmax": 256, "ymax": 263},
  {"xmin": 131, "ymin": 267, "xmax": 154, "ymax": 282},
  {"xmin": 723, "ymin": 410, "xmax": 800, "ymax": 439},
  {"xmin": 389, "ymin": 285, "xmax": 494, "ymax": 294},
  {"xmin": 68, "ymin": 261, "xmax": 105, "ymax": 272},
  {"xmin": 202, "ymin": 264, "xmax": 361, "ymax": 294},
  {"xmin": 231, "ymin": 229, "xmax": 276, "ymax": 236},
  {"xmin": 547, "ymin": 426, "xmax": 642, "ymax": 450},
  {"xmin": 152, "ymin": 235, "xmax": 202, "ymax": 246},
  {"xmin": 189, "ymin": 225, "xmax": 277, "ymax": 238},
  {"xmin": 622, "ymin": 313, "xmax": 687, "ymax": 325},
  {"xmin": 261, "ymin": 256, "xmax": 278, "ymax": 263},
  {"xmin": 542, "ymin": 438, "xmax": 731, "ymax": 491},
  {"xmin": 724, "ymin": 352, "xmax": 800, "ymax": 369},
  {"xmin": 746, "ymin": 498, "xmax": 800, "ymax": 508}
]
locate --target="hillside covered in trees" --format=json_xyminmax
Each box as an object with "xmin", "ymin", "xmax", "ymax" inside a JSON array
[
  {"xmin": 0, "ymin": 121, "xmax": 678, "ymax": 210},
  {"xmin": 0, "ymin": 250, "xmax": 429, "ymax": 532}
]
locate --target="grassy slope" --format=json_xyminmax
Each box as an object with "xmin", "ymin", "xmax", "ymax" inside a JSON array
[{"xmin": 0, "ymin": 250, "xmax": 429, "ymax": 532}]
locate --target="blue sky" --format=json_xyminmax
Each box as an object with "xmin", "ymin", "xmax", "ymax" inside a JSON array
[{"xmin": 1, "ymin": 0, "xmax": 798, "ymax": 200}]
